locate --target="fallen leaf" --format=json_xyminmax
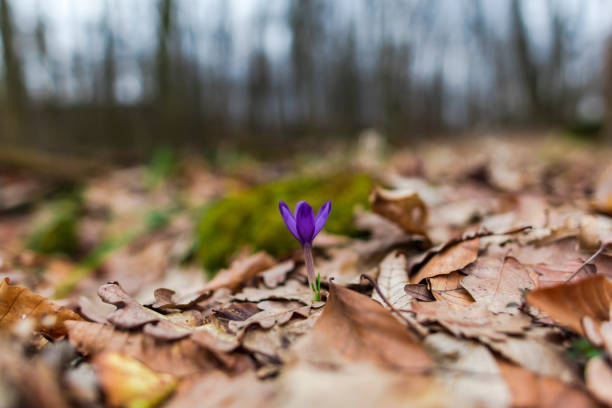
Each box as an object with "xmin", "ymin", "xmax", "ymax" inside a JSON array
[
  {"xmin": 404, "ymin": 284, "xmax": 435, "ymax": 301},
  {"xmin": 482, "ymin": 327, "xmax": 577, "ymax": 382},
  {"xmin": 372, "ymin": 251, "xmax": 415, "ymax": 310},
  {"xmin": 585, "ymin": 356, "xmax": 612, "ymax": 406},
  {"xmin": 461, "ymin": 255, "xmax": 535, "ymax": 314},
  {"xmin": 233, "ymin": 279, "xmax": 318, "ymax": 305},
  {"xmin": 276, "ymin": 361, "xmax": 451, "ymax": 408},
  {"xmin": 261, "ymin": 260, "xmax": 294, "ymax": 288},
  {"xmin": 412, "ymin": 302, "xmax": 530, "ymax": 341},
  {"xmin": 410, "ymin": 238, "xmax": 479, "ymax": 284},
  {"xmin": 227, "ymin": 300, "xmax": 311, "ymax": 333},
  {"xmin": 94, "ymin": 352, "xmax": 177, "ymax": 408},
  {"xmin": 425, "ymin": 333, "xmax": 511, "ymax": 408},
  {"xmin": 293, "ymin": 281, "xmax": 431, "ymax": 371},
  {"xmin": 526, "ymin": 274, "xmax": 612, "ymax": 336},
  {"xmin": 499, "ymin": 360, "xmax": 598, "ymax": 407},
  {"xmin": 0, "ymin": 278, "xmax": 82, "ymax": 338},
  {"xmin": 370, "ymin": 187, "xmax": 428, "ymax": 237},
  {"xmin": 429, "ymin": 271, "xmax": 475, "ymax": 308},
  {"xmin": 66, "ymin": 320, "xmax": 219, "ymax": 377},
  {"xmin": 165, "ymin": 371, "xmax": 276, "ymax": 408}
]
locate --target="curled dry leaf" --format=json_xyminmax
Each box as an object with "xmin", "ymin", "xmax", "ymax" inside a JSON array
[
  {"xmin": 94, "ymin": 352, "xmax": 177, "ymax": 408},
  {"xmin": 526, "ymin": 274, "xmax": 612, "ymax": 336},
  {"xmin": 369, "ymin": 187, "xmax": 429, "ymax": 237},
  {"xmin": 261, "ymin": 260, "xmax": 294, "ymax": 288},
  {"xmin": 428, "ymin": 271, "xmax": 474, "ymax": 309},
  {"xmin": 410, "ymin": 238, "xmax": 479, "ymax": 284},
  {"xmin": 98, "ymin": 282, "xmax": 192, "ymax": 340},
  {"xmin": 461, "ymin": 255, "xmax": 535, "ymax": 314},
  {"xmin": 227, "ymin": 300, "xmax": 311, "ymax": 333},
  {"xmin": 0, "ymin": 278, "xmax": 82, "ymax": 339},
  {"xmin": 293, "ymin": 281, "xmax": 431, "ymax": 372}
]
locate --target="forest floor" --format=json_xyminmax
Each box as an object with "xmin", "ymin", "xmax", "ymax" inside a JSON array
[{"xmin": 1, "ymin": 133, "xmax": 612, "ymax": 407}]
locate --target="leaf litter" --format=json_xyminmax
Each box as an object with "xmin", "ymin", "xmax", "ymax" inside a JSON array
[{"xmin": 2, "ymin": 138, "xmax": 612, "ymax": 406}]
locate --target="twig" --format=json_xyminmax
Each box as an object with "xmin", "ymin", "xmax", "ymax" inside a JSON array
[
  {"xmin": 566, "ymin": 243, "xmax": 607, "ymax": 283},
  {"xmin": 360, "ymin": 273, "xmax": 414, "ymax": 328}
]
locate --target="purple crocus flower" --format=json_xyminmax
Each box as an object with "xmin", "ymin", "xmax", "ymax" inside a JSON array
[{"xmin": 279, "ymin": 200, "xmax": 331, "ymax": 300}]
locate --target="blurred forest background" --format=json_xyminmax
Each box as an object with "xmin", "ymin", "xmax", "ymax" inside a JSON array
[{"xmin": 1, "ymin": 0, "xmax": 612, "ymax": 161}]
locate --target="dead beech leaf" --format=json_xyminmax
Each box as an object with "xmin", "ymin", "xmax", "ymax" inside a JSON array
[
  {"xmin": 410, "ymin": 238, "xmax": 479, "ymax": 284},
  {"xmin": 0, "ymin": 278, "xmax": 82, "ymax": 338},
  {"xmin": 293, "ymin": 281, "xmax": 431, "ymax": 371},
  {"xmin": 499, "ymin": 360, "xmax": 598, "ymax": 408},
  {"xmin": 203, "ymin": 252, "xmax": 275, "ymax": 292},
  {"xmin": 168, "ymin": 252, "xmax": 276, "ymax": 306},
  {"xmin": 98, "ymin": 282, "xmax": 192, "ymax": 341},
  {"xmin": 370, "ymin": 187, "xmax": 428, "ymax": 237},
  {"xmin": 165, "ymin": 371, "xmax": 276, "ymax": 408},
  {"xmin": 227, "ymin": 300, "xmax": 311, "ymax": 333},
  {"xmin": 372, "ymin": 251, "xmax": 415, "ymax": 310},
  {"xmin": 404, "ymin": 284, "xmax": 435, "ymax": 301},
  {"xmin": 261, "ymin": 260, "xmax": 294, "ymax": 288},
  {"xmin": 65, "ymin": 320, "xmax": 219, "ymax": 377},
  {"xmin": 429, "ymin": 271, "xmax": 475, "ymax": 309},
  {"xmin": 585, "ymin": 357, "xmax": 612, "ymax": 406},
  {"xmin": 425, "ymin": 333, "xmax": 511, "ymax": 408},
  {"xmin": 233, "ymin": 279, "xmax": 318, "ymax": 306},
  {"xmin": 412, "ymin": 302, "xmax": 529, "ymax": 341},
  {"xmin": 461, "ymin": 255, "xmax": 535, "ymax": 314},
  {"xmin": 483, "ymin": 327, "xmax": 577, "ymax": 382},
  {"xmin": 526, "ymin": 274, "xmax": 612, "ymax": 336},
  {"xmin": 94, "ymin": 352, "xmax": 177, "ymax": 408}
]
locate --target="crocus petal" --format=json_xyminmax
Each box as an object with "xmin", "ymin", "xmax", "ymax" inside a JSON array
[
  {"xmin": 313, "ymin": 200, "xmax": 331, "ymax": 237},
  {"xmin": 295, "ymin": 201, "xmax": 315, "ymax": 244},
  {"xmin": 279, "ymin": 201, "xmax": 301, "ymax": 243}
]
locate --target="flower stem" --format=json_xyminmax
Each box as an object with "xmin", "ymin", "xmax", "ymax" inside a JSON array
[{"xmin": 303, "ymin": 244, "xmax": 319, "ymax": 300}]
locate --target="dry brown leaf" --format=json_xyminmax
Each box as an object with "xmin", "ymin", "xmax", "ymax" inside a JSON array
[
  {"xmin": 66, "ymin": 320, "xmax": 221, "ymax": 377},
  {"xmin": 425, "ymin": 333, "xmax": 511, "ymax": 408},
  {"xmin": 411, "ymin": 238, "xmax": 479, "ymax": 284},
  {"xmin": 404, "ymin": 284, "xmax": 435, "ymax": 301},
  {"xmin": 372, "ymin": 251, "xmax": 415, "ymax": 310},
  {"xmin": 167, "ymin": 252, "xmax": 276, "ymax": 306},
  {"xmin": 293, "ymin": 281, "xmax": 431, "ymax": 371},
  {"xmin": 370, "ymin": 187, "xmax": 428, "ymax": 237},
  {"xmin": 227, "ymin": 300, "xmax": 311, "ymax": 333},
  {"xmin": 233, "ymin": 279, "xmax": 319, "ymax": 305},
  {"xmin": 94, "ymin": 352, "xmax": 177, "ymax": 408},
  {"xmin": 412, "ymin": 302, "xmax": 530, "ymax": 341},
  {"xmin": 526, "ymin": 274, "xmax": 612, "ymax": 336},
  {"xmin": 165, "ymin": 371, "xmax": 276, "ymax": 408},
  {"xmin": 261, "ymin": 260, "xmax": 294, "ymax": 288},
  {"xmin": 499, "ymin": 360, "xmax": 598, "ymax": 408},
  {"xmin": 585, "ymin": 357, "xmax": 612, "ymax": 406},
  {"xmin": 276, "ymin": 361, "xmax": 451, "ymax": 408},
  {"xmin": 0, "ymin": 278, "xmax": 82, "ymax": 338},
  {"xmin": 483, "ymin": 327, "xmax": 577, "ymax": 382},
  {"xmin": 429, "ymin": 271, "xmax": 475, "ymax": 308},
  {"xmin": 461, "ymin": 255, "xmax": 535, "ymax": 314},
  {"xmin": 98, "ymin": 282, "xmax": 193, "ymax": 340}
]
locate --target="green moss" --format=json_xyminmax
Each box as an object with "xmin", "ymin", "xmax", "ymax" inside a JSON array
[
  {"xmin": 196, "ymin": 172, "xmax": 373, "ymax": 273},
  {"xmin": 27, "ymin": 197, "xmax": 80, "ymax": 255}
]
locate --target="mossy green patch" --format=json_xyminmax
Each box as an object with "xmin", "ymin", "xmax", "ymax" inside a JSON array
[
  {"xmin": 196, "ymin": 172, "xmax": 373, "ymax": 274},
  {"xmin": 27, "ymin": 197, "xmax": 80, "ymax": 255}
]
